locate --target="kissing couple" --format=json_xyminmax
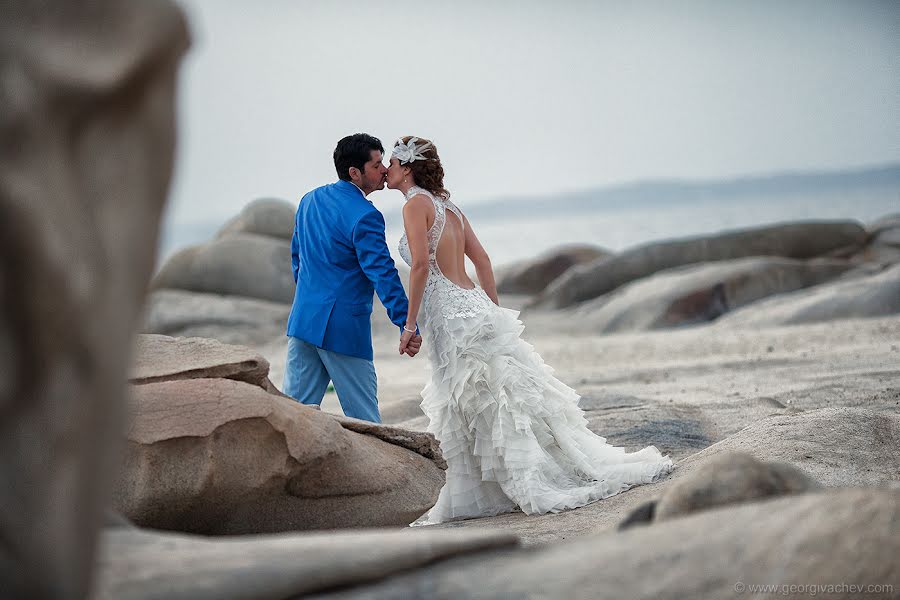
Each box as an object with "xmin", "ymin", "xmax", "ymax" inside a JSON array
[{"xmin": 283, "ymin": 133, "xmax": 674, "ymax": 524}]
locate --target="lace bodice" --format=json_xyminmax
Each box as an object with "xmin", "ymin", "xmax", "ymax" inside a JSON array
[{"xmin": 398, "ymin": 186, "xmax": 492, "ymax": 322}]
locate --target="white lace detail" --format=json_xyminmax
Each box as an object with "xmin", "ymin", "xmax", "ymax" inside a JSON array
[
  {"xmin": 398, "ymin": 186, "xmax": 675, "ymax": 525},
  {"xmin": 398, "ymin": 186, "xmax": 486, "ymax": 323}
]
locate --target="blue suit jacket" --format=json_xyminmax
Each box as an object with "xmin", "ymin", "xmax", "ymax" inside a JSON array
[{"xmin": 286, "ymin": 180, "xmax": 409, "ymax": 361}]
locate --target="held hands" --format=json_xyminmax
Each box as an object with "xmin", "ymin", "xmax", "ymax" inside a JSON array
[{"xmin": 399, "ymin": 329, "xmax": 422, "ymax": 357}]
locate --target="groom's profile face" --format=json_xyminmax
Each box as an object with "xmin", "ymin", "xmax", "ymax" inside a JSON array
[{"xmin": 353, "ymin": 150, "xmax": 388, "ymax": 195}]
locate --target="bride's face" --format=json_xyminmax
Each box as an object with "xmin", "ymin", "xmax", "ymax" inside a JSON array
[{"xmin": 386, "ymin": 158, "xmax": 411, "ymax": 190}]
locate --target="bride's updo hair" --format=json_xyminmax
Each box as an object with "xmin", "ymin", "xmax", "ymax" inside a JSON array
[{"xmin": 397, "ymin": 135, "xmax": 450, "ymax": 199}]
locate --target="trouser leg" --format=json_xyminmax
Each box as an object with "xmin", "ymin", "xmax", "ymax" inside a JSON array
[
  {"xmin": 282, "ymin": 336, "xmax": 330, "ymax": 406},
  {"xmin": 316, "ymin": 347, "xmax": 380, "ymax": 423}
]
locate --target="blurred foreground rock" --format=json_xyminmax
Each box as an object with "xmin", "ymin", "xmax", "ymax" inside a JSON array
[{"xmin": 0, "ymin": 1, "xmax": 189, "ymax": 597}]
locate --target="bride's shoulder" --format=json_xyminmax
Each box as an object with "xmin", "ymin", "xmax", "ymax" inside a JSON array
[{"xmin": 402, "ymin": 192, "xmax": 434, "ymax": 214}]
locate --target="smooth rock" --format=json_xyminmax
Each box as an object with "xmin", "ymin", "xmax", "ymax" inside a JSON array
[
  {"xmin": 718, "ymin": 263, "xmax": 900, "ymax": 328},
  {"xmin": 531, "ymin": 220, "xmax": 868, "ymax": 309},
  {"xmin": 113, "ymin": 378, "xmax": 446, "ymax": 534},
  {"xmin": 151, "ymin": 234, "xmax": 295, "ymax": 303},
  {"xmin": 572, "ymin": 257, "xmax": 853, "ymax": 332},
  {"xmin": 0, "ymin": 1, "xmax": 189, "ymax": 597},
  {"xmin": 496, "ymin": 244, "xmax": 611, "ymax": 295},
  {"xmin": 216, "ymin": 197, "xmax": 296, "ymax": 241},
  {"xmin": 130, "ymin": 334, "xmax": 273, "ymax": 390}
]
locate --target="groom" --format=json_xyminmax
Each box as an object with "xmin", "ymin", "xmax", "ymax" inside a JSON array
[{"xmin": 284, "ymin": 133, "xmax": 421, "ymax": 423}]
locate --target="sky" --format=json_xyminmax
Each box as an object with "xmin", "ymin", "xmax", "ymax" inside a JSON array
[{"xmin": 166, "ymin": 0, "xmax": 900, "ymax": 226}]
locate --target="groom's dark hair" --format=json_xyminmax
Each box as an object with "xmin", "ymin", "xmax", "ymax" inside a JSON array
[{"xmin": 333, "ymin": 133, "xmax": 384, "ymax": 181}]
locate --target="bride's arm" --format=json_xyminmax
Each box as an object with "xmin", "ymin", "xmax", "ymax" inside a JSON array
[
  {"xmin": 402, "ymin": 195, "xmax": 432, "ymax": 332},
  {"xmin": 462, "ymin": 214, "xmax": 499, "ymax": 305}
]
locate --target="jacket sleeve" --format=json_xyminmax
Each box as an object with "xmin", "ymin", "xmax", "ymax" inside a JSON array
[
  {"xmin": 291, "ymin": 208, "xmax": 300, "ymax": 284},
  {"xmin": 352, "ymin": 209, "xmax": 409, "ymax": 331}
]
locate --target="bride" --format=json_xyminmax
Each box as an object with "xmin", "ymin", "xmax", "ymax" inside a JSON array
[{"xmin": 387, "ymin": 136, "xmax": 674, "ymax": 524}]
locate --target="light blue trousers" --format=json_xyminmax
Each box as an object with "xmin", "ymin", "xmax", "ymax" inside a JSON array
[{"xmin": 282, "ymin": 336, "xmax": 380, "ymax": 423}]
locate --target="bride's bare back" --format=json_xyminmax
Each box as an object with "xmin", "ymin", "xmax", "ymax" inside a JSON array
[{"xmin": 435, "ymin": 206, "xmax": 475, "ymax": 290}]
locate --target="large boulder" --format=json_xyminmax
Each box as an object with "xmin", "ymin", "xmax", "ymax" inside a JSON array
[
  {"xmin": 142, "ymin": 289, "xmax": 289, "ymax": 346},
  {"xmin": 531, "ymin": 220, "xmax": 868, "ymax": 309},
  {"xmin": 112, "ymin": 377, "xmax": 446, "ymax": 534},
  {"xmin": 151, "ymin": 233, "xmax": 295, "ymax": 303},
  {"xmin": 216, "ymin": 197, "xmax": 295, "ymax": 241},
  {"xmin": 572, "ymin": 257, "xmax": 853, "ymax": 333},
  {"xmin": 718, "ymin": 263, "xmax": 900, "ymax": 328},
  {"xmin": 496, "ymin": 244, "xmax": 611, "ymax": 295},
  {"xmin": 0, "ymin": 1, "xmax": 189, "ymax": 597}
]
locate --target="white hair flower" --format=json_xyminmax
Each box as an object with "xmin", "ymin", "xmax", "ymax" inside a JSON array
[{"xmin": 392, "ymin": 137, "xmax": 433, "ymax": 165}]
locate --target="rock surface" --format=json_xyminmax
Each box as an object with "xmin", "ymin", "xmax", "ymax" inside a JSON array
[
  {"xmin": 0, "ymin": 1, "xmax": 189, "ymax": 597},
  {"xmin": 718, "ymin": 263, "xmax": 900, "ymax": 328},
  {"xmin": 151, "ymin": 233, "xmax": 295, "ymax": 303},
  {"xmin": 496, "ymin": 244, "xmax": 611, "ymax": 295},
  {"xmin": 531, "ymin": 220, "xmax": 868, "ymax": 309},
  {"xmin": 571, "ymin": 257, "xmax": 852, "ymax": 332},
  {"xmin": 113, "ymin": 377, "xmax": 446, "ymax": 534},
  {"xmin": 216, "ymin": 197, "xmax": 295, "ymax": 241},
  {"xmin": 130, "ymin": 334, "xmax": 274, "ymax": 390}
]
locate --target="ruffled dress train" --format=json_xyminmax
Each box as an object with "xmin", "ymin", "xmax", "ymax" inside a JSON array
[{"xmin": 398, "ymin": 186, "xmax": 674, "ymax": 525}]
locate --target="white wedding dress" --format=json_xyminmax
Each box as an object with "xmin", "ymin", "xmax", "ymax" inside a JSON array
[{"xmin": 398, "ymin": 186, "xmax": 674, "ymax": 524}]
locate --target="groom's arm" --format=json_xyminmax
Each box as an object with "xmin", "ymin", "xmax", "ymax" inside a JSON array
[
  {"xmin": 291, "ymin": 209, "xmax": 301, "ymax": 284},
  {"xmin": 352, "ymin": 210, "xmax": 409, "ymax": 331}
]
